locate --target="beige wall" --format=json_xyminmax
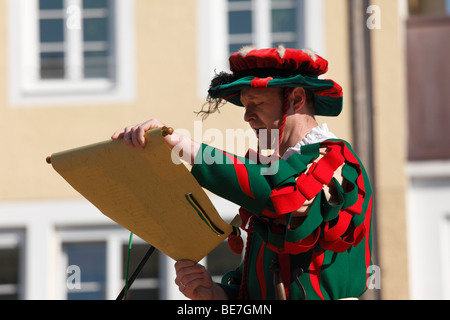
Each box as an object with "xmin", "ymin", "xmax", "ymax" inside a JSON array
[
  {"xmin": 322, "ymin": 0, "xmax": 353, "ymax": 143},
  {"xmin": 370, "ymin": 0, "xmax": 409, "ymax": 299}
]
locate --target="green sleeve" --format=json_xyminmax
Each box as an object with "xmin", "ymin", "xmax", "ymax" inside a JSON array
[{"xmin": 191, "ymin": 143, "xmax": 274, "ymax": 215}]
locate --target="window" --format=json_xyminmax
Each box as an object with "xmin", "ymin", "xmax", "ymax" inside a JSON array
[
  {"xmin": 197, "ymin": 0, "xmax": 324, "ymax": 97},
  {"xmin": 58, "ymin": 227, "xmax": 159, "ymax": 300},
  {"xmin": 407, "ymin": 16, "xmax": 450, "ymax": 160},
  {"xmin": 0, "ymin": 231, "xmax": 25, "ymax": 300},
  {"xmin": 39, "ymin": 0, "xmax": 113, "ymax": 80},
  {"xmin": 228, "ymin": 0, "xmax": 304, "ymax": 54},
  {"xmin": 8, "ymin": 0, "xmax": 135, "ymax": 105},
  {"xmin": 121, "ymin": 243, "xmax": 160, "ymax": 300}
]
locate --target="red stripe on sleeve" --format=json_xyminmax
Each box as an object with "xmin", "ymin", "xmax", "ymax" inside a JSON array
[{"xmin": 222, "ymin": 151, "xmax": 255, "ymax": 199}]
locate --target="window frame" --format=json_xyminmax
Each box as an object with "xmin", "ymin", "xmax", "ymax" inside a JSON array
[{"xmin": 7, "ymin": 0, "xmax": 136, "ymax": 106}]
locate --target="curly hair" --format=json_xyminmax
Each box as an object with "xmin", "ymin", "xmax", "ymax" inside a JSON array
[{"xmin": 195, "ymin": 71, "xmax": 237, "ymax": 120}]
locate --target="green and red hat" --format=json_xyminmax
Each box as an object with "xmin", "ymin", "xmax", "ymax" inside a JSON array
[{"xmin": 208, "ymin": 46, "xmax": 343, "ymax": 117}]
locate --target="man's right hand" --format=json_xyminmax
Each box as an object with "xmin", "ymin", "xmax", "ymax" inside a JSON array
[
  {"xmin": 111, "ymin": 118, "xmax": 166, "ymax": 149},
  {"xmin": 111, "ymin": 118, "xmax": 201, "ymax": 165}
]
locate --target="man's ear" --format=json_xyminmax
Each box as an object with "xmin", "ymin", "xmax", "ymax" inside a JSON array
[{"xmin": 291, "ymin": 87, "xmax": 307, "ymax": 113}]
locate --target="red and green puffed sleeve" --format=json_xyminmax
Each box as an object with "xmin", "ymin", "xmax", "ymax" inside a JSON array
[
  {"xmin": 191, "ymin": 143, "xmax": 289, "ymax": 215},
  {"xmin": 191, "ymin": 140, "xmax": 373, "ymax": 255},
  {"xmin": 255, "ymin": 139, "xmax": 373, "ymax": 255}
]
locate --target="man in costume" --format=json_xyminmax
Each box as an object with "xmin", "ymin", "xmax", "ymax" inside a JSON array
[{"xmin": 112, "ymin": 46, "xmax": 373, "ymax": 300}]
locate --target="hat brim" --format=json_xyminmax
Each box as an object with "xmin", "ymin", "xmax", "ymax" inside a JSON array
[{"xmin": 208, "ymin": 75, "xmax": 343, "ymax": 117}]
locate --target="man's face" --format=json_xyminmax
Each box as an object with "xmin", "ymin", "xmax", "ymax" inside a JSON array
[{"xmin": 241, "ymin": 87, "xmax": 284, "ymax": 148}]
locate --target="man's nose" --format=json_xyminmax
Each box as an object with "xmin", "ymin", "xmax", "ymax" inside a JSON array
[{"xmin": 244, "ymin": 106, "xmax": 256, "ymax": 122}]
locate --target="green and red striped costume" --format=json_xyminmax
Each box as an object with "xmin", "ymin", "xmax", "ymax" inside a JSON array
[{"xmin": 191, "ymin": 139, "xmax": 373, "ymax": 300}]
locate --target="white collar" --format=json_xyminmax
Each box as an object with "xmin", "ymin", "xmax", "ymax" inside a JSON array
[{"xmin": 282, "ymin": 123, "xmax": 337, "ymax": 160}]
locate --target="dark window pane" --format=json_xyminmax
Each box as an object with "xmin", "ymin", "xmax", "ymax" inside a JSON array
[
  {"xmin": 229, "ymin": 11, "xmax": 252, "ymax": 34},
  {"xmin": 125, "ymin": 288, "xmax": 158, "ymax": 300},
  {"xmin": 64, "ymin": 242, "xmax": 106, "ymax": 300},
  {"xmin": 40, "ymin": 19, "xmax": 64, "ymax": 43},
  {"xmin": 0, "ymin": 249, "xmax": 19, "ymax": 285},
  {"xmin": 83, "ymin": 18, "xmax": 109, "ymax": 42},
  {"xmin": 0, "ymin": 247, "xmax": 19, "ymax": 300},
  {"xmin": 83, "ymin": 0, "xmax": 109, "ymax": 9},
  {"xmin": 121, "ymin": 244, "xmax": 159, "ymax": 279},
  {"xmin": 84, "ymin": 51, "xmax": 112, "ymax": 78},
  {"xmin": 121, "ymin": 243, "xmax": 159, "ymax": 300},
  {"xmin": 207, "ymin": 242, "xmax": 242, "ymax": 277},
  {"xmin": 271, "ymin": 8, "xmax": 296, "ymax": 33},
  {"xmin": 65, "ymin": 243, "xmax": 105, "ymax": 282},
  {"xmin": 39, "ymin": 0, "xmax": 63, "ymax": 10},
  {"xmin": 0, "ymin": 293, "xmax": 18, "ymax": 300},
  {"xmin": 68, "ymin": 291, "xmax": 102, "ymax": 300},
  {"xmin": 40, "ymin": 52, "xmax": 65, "ymax": 79}
]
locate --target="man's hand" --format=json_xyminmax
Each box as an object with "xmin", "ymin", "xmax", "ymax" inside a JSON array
[
  {"xmin": 111, "ymin": 118, "xmax": 166, "ymax": 149},
  {"xmin": 112, "ymin": 119, "xmax": 201, "ymax": 165},
  {"xmin": 174, "ymin": 260, "xmax": 228, "ymax": 300}
]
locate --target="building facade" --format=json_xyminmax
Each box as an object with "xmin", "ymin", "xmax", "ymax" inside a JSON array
[{"xmin": 0, "ymin": 0, "xmax": 448, "ymax": 300}]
